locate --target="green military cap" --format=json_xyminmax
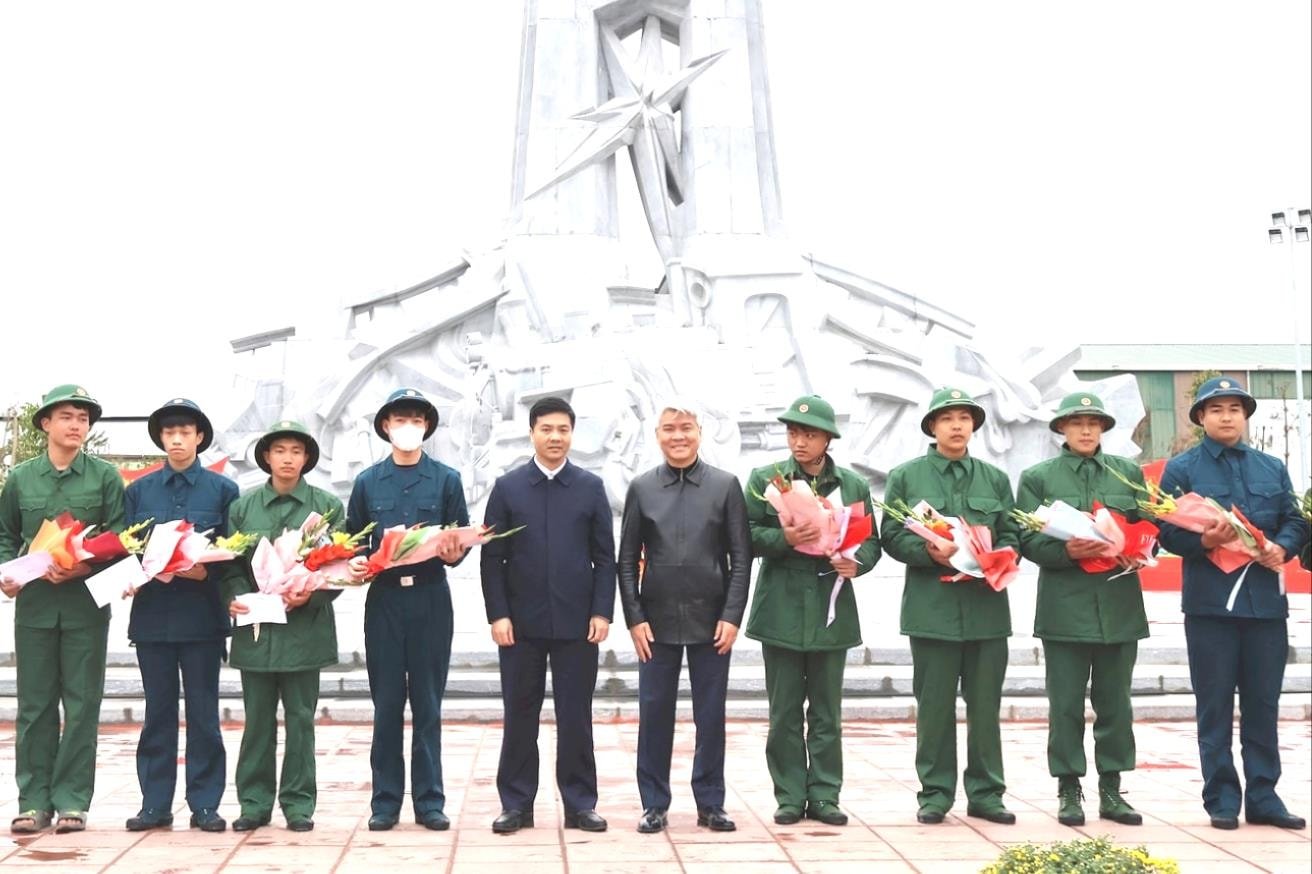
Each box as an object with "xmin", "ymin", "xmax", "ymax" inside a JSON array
[
  {"xmin": 920, "ymin": 386, "xmax": 986, "ymax": 437},
  {"xmin": 1189, "ymin": 375, "xmax": 1256, "ymax": 425},
  {"xmin": 148, "ymin": 397, "xmax": 215, "ymax": 453},
  {"xmin": 373, "ymin": 387, "xmax": 439, "ymax": 441},
  {"xmin": 1049, "ymin": 391, "xmax": 1116, "ymax": 432},
  {"xmin": 778, "ymin": 394, "xmax": 841, "ymax": 439},
  {"xmin": 32, "ymin": 384, "xmax": 102, "ymax": 431},
  {"xmin": 255, "ymin": 420, "xmax": 320, "ymax": 474}
]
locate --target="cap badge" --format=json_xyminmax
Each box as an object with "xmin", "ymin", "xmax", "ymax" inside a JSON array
[
  {"xmin": 406, "ymin": 390, "xmax": 417, "ymax": 397},
  {"xmin": 76, "ymin": 387, "xmax": 88, "ymax": 396},
  {"xmin": 798, "ymin": 403, "xmax": 810, "ymax": 413},
  {"xmin": 279, "ymin": 421, "xmax": 291, "ymax": 428},
  {"xmin": 171, "ymin": 398, "xmax": 184, "ymax": 404},
  {"xmin": 1219, "ymin": 380, "xmax": 1231, "ymax": 389},
  {"xmin": 1080, "ymin": 397, "xmax": 1091, "ymax": 406},
  {"xmin": 950, "ymin": 390, "xmax": 962, "ymax": 399}
]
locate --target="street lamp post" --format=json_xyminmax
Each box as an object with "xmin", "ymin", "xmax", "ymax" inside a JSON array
[{"xmin": 1269, "ymin": 207, "xmax": 1311, "ymax": 489}]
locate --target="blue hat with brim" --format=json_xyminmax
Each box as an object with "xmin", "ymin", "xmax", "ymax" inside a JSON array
[
  {"xmin": 373, "ymin": 388, "xmax": 439, "ymax": 442},
  {"xmin": 1189, "ymin": 376, "xmax": 1256, "ymax": 425},
  {"xmin": 148, "ymin": 398, "xmax": 215, "ymax": 453}
]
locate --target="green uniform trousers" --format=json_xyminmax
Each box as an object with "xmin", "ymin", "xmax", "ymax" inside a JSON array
[
  {"xmin": 235, "ymin": 669, "xmax": 321, "ymax": 819},
  {"xmin": 1043, "ymin": 639, "xmax": 1137, "ymax": 778},
  {"xmin": 14, "ymin": 621, "xmax": 109, "ymax": 813},
  {"xmin": 910, "ymin": 636, "xmax": 1007, "ymax": 812},
  {"xmin": 762, "ymin": 644, "xmax": 846, "ymax": 810}
]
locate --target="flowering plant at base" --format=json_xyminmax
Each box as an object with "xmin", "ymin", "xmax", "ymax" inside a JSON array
[
  {"xmin": 981, "ymin": 835, "xmax": 1179, "ymax": 874},
  {"xmin": 879, "ymin": 499, "xmax": 1018, "ymax": 592},
  {"xmin": 353, "ymin": 523, "xmax": 526, "ymax": 584},
  {"xmin": 1010, "ymin": 500, "xmax": 1159, "ymax": 576},
  {"xmin": 758, "ymin": 473, "xmax": 873, "ymax": 626}
]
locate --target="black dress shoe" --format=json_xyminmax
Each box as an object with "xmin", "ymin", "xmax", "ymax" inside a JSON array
[
  {"xmin": 805, "ymin": 802, "xmax": 848, "ymax": 826},
  {"xmin": 564, "ymin": 809, "xmax": 607, "ymax": 832},
  {"xmin": 773, "ymin": 807, "xmax": 802, "ymax": 825},
  {"xmin": 189, "ymin": 809, "xmax": 227, "ymax": 832},
  {"xmin": 418, "ymin": 811, "xmax": 450, "ymax": 831},
  {"xmin": 286, "ymin": 817, "xmax": 315, "ymax": 832},
  {"xmin": 966, "ymin": 806, "xmax": 1017, "ymax": 825},
  {"xmin": 125, "ymin": 809, "xmax": 174, "ymax": 831},
  {"xmin": 637, "ymin": 809, "xmax": 667, "ymax": 833},
  {"xmin": 1247, "ymin": 811, "xmax": 1306, "ymax": 829},
  {"xmin": 696, "ymin": 806, "xmax": 736, "ymax": 832},
  {"xmin": 368, "ymin": 813, "xmax": 399, "ymax": 831},
  {"xmin": 232, "ymin": 814, "xmax": 270, "ymax": 832},
  {"xmin": 1210, "ymin": 814, "xmax": 1239, "ymax": 830},
  {"xmin": 492, "ymin": 809, "xmax": 532, "ymax": 834},
  {"xmin": 916, "ymin": 808, "xmax": 946, "ymax": 824}
]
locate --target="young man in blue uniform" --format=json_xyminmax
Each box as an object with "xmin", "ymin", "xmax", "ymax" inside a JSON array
[
  {"xmin": 481, "ymin": 396, "xmax": 617, "ymax": 835},
  {"xmin": 124, "ymin": 398, "xmax": 239, "ymax": 833},
  {"xmin": 345, "ymin": 388, "xmax": 469, "ymax": 832},
  {"xmin": 1159, "ymin": 376, "xmax": 1309, "ymax": 831}
]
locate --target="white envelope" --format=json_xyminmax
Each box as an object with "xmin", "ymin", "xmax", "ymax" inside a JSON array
[
  {"xmin": 0, "ymin": 552, "xmax": 54, "ymax": 587},
  {"xmin": 233, "ymin": 592, "xmax": 288, "ymax": 627},
  {"xmin": 84, "ymin": 556, "xmax": 149, "ymax": 608}
]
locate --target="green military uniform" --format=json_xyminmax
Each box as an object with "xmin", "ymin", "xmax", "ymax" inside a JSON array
[
  {"xmin": 879, "ymin": 388, "xmax": 1017, "ymax": 818},
  {"xmin": 1017, "ymin": 400, "xmax": 1148, "ymax": 786},
  {"xmin": 743, "ymin": 396, "xmax": 881, "ymax": 818},
  {"xmin": 0, "ymin": 386, "xmax": 125, "ymax": 826},
  {"xmin": 221, "ymin": 422, "xmax": 343, "ymax": 826}
]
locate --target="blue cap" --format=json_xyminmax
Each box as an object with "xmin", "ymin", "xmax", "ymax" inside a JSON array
[
  {"xmin": 373, "ymin": 388, "xmax": 439, "ymax": 441},
  {"xmin": 148, "ymin": 397, "xmax": 215, "ymax": 453},
  {"xmin": 1189, "ymin": 376, "xmax": 1256, "ymax": 425}
]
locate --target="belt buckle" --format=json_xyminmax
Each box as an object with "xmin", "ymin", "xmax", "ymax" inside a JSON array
[{"xmin": 401, "ymin": 575, "xmax": 415, "ymax": 588}]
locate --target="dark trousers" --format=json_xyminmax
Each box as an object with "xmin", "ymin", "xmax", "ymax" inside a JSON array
[
  {"xmin": 1184, "ymin": 615, "xmax": 1288, "ymax": 817},
  {"xmin": 496, "ymin": 637, "xmax": 599, "ymax": 813},
  {"xmin": 1043, "ymin": 640, "xmax": 1138, "ymax": 779},
  {"xmin": 364, "ymin": 581, "xmax": 453, "ymax": 818},
  {"xmin": 761, "ymin": 645, "xmax": 847, "ymax": 810},
  {"xmin": 135, "ymin": 640, "xmax": 225, "ymax": 812},
  {"xmin": 636, "ymin": 642, "xmax": 731, "ymax": 811},
  {"xmin": 14, "ymin": 622, "xmax": 109, "ymax": 813}
]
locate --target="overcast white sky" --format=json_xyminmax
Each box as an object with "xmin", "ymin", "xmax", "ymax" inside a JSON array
[{"xmin": 2, "ymin": 0, "xmax": 1310, "ymax": 417}]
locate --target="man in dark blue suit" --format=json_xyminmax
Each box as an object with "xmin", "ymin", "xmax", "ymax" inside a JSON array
[{"xmin": 481, "ymin": 396, "xmax": 616, "ymax": 834}]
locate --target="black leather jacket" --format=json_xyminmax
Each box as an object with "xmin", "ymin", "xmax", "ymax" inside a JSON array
[{"xmin": 617, "ymin": 458, "xmax": 752, "ymax": 644}]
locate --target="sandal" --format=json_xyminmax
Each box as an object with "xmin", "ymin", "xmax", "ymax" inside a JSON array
[
  {"xmin": 11, "ymin": 810, "xmax": 52, "ymax": 833},
  {"xmin": 55, "ymin": 811, "xmax": 87, "ymax": 833}
]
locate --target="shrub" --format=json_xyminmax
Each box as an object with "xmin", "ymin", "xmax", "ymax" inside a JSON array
[{"xmin": 981, "ymin": 836, "xmax": 1179, "ymax": 873}]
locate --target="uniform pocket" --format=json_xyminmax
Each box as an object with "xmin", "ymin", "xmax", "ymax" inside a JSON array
[
  {"xmin": 1245, "ymin": 482, "xmax": 1286, "ymax": 529},
  {"xmin": 965, "ymin": 495, "xmax": 1002, "ymax": 526}
]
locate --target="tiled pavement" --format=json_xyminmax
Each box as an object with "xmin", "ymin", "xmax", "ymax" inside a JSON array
[{"xmin": 1, "ymin": 719, "xmax": 1308, "ymax": 873}]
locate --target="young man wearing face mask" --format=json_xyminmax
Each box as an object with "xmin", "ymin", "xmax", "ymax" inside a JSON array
[
  {"xmin": 345, "ymin": 389, "xmax": 470, "ymax": 832},
  {"xmin": 879, "ymin": 387, "xmax": 1018, "ymax": 826},
  {"xmin": 742, "ymin": 395, "xmax": 880, "ymax": 828},
  {"xmin": 123, "ymin": 398, "xmax": 240, "ymax": 833},
  {"xmin": 480, "ymin": 396, "xmax": 617, "ymax": 834},
  {"xmin": 223, "ymin": 421, "xmax": 344, "ymax": 833},
  {"xmin": 0, "ymin": 385, "xmax": 125, "ymax": 835},
  {"xmin": 1015, "ymin": 393, "xmax": 1149, "ymax": 827},
  {"xmin": 1158, "ymin": 377, "xmax": 1309, "ymax": 831},
  {"xmin": 617, "ymin": 403, "xmax": 751, "ymax": 835}
]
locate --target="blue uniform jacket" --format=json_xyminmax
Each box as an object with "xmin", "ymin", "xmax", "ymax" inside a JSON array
[
  {"xmin": 1159, "ymin": 436, "xmax": 1309, "ymax": 619},
  {"xmin": 480, "ymin": 460, "xmax": 617, "ymax": 639},
  {"xmin": 124, "ymin": 459, "xmax": 240, "ymax": 643},
  {"xmin": 345, "ymin": 454, "xmax": 470, "ymax": 587}
]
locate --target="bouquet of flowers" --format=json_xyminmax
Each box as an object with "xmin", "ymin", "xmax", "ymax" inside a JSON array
[
  {"xmin": 138, "ymin": 519, "xmax": 253, "ymax": 584},
  {"xmin": 758, "ymin": 472, "xmax": 874, "ymax": 626},
  {"xmin": 879, "ymin": 499, "xmax": 1018, "ymax": 592},
  {"xmin": 358, "ymin": 522, "xmax": 525, "ymax": 583},
  {"xmin": 1010, "ymin": 500, "xmax": 1159, "ymax": 576}
]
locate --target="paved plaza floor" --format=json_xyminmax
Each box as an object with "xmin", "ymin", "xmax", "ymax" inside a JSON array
[{"xmin": 0, "ymin": 717, "xmax": 1308, "ymax": 873}]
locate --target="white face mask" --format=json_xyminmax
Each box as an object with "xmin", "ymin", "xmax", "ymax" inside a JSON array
[{"xmin": 389, "ymin": 423, "xmax": 425, "ymax": 452}]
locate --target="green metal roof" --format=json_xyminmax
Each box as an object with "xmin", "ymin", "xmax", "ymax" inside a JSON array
[{"xmin": 1078, "ymin": 344, "xmax": 1312, "ymax": 372}]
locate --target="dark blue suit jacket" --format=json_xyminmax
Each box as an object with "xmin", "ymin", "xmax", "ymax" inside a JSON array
[{"xmin": 480, "ymin": 459, "xmax": 616, "ymax": 639}]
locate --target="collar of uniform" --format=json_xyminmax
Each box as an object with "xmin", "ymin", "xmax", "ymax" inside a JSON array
[
  {"xmin": 659, "ymin": 456, "xmax": 703, "ymax": 487},
  {"xmin": 260, "ymin": 477, "xmax": 310, "ymax": 507},
  {"xmin": 36, "ymin": 450, "xmax": 87, "ymax": 478},
  {"xmin": 1058, "ymin": 444, "xmax": 1103, "ymax": 471},
  {"xmin": 529, "ymin": 458, "xmax": 574, "ymax": 486},
  {"xmin": 926, "ymin": 445, "xmax": 972, "ymax": 474},
  {"xmin": 1201, "ymin": 435, "xmax": 1248, "ymax": 459},
  {"xmin": 166, "ymin": 457, "xmax": 203, "ymax": 485},
  {"xmin": 780, "ymin": 454, "xmax": 835, "ymax": 490},
  {"xmin": 380, "ymin": 455, "xmax": 432, "ymax": 481}
]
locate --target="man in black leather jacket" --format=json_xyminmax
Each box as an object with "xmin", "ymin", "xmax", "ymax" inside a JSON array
[{"xmin": 618, "ymin": 402, "xmax": 751, "ymax": 835}]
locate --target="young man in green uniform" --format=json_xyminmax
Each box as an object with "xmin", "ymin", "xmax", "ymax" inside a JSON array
[
  {"xmin": 1016, "ymin": 392, "xmax": 1147, "ymax": 827},
  {"xmin": 743, "ymin": 395, "xmax": 880, "ymax": 827},
  {"xmin": 223, "ymin": 421, "xmax": 344, "ymax": 832},
  {"xmin": 0, "ymin": 385, "xmax": 125, "ymax": 834},
  {"xmin": 880, "ymin": 387, "xmax": 1019, "ymax": 825}
]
